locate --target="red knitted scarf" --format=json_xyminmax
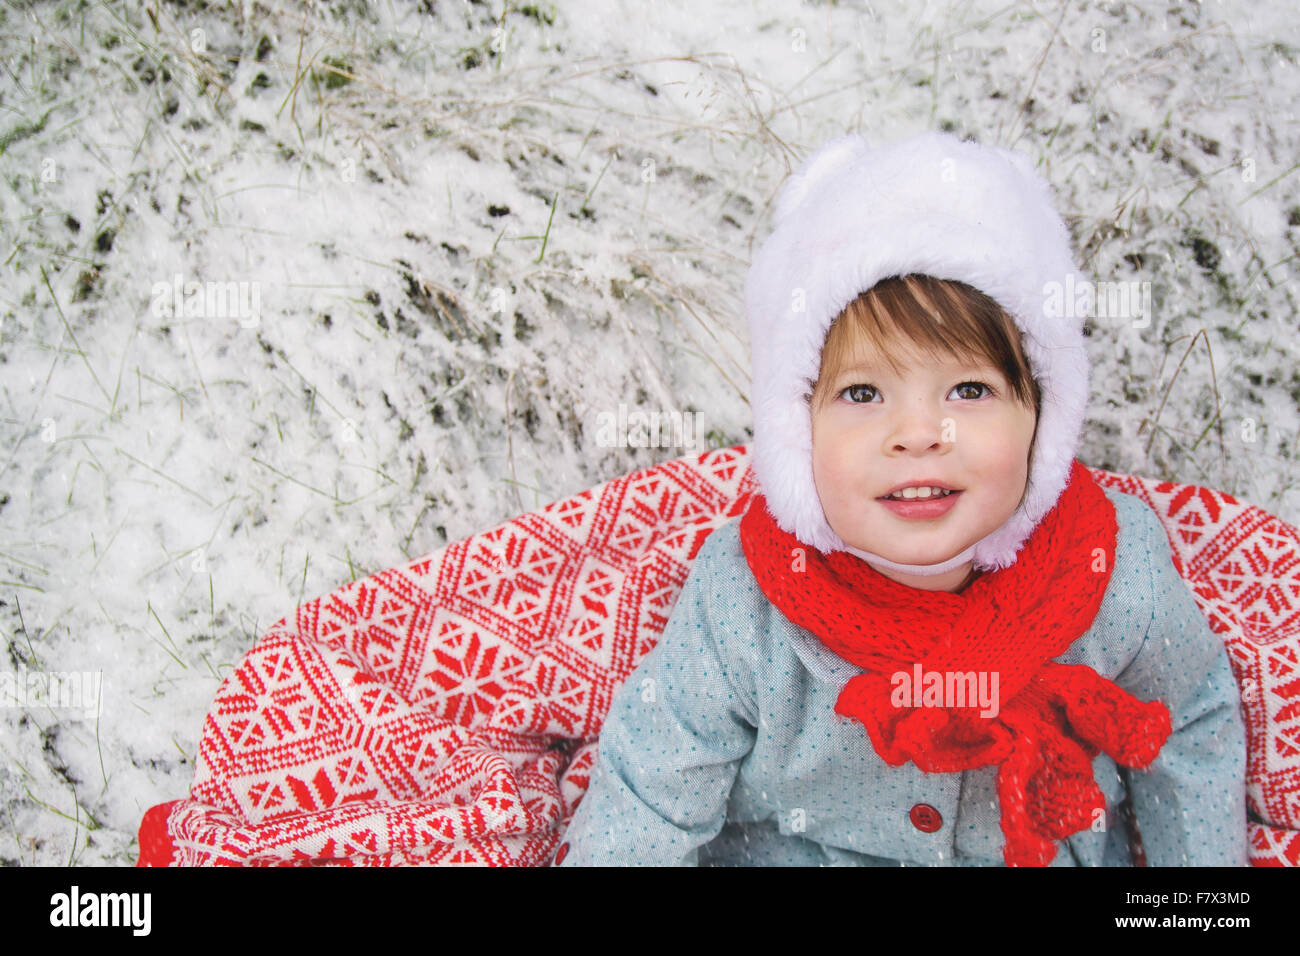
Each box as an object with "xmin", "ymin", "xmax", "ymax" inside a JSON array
[{"xmin": 737, "ymin": 459, "xmax": 1172, "ymax": 866}]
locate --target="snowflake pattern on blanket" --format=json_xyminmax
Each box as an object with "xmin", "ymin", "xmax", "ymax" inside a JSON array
[{"xmin": 136, "ymin": 445, "xmax": 1300, "ymax": 866}]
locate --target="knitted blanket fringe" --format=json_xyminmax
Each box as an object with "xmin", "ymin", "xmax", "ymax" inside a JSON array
[{"xmin": 136, "ymin": 446, "xmax": 1300, "ymax": 866}]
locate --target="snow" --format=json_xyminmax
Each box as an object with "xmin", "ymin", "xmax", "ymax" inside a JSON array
[{"xmin": 0, "ymin": 0, "xmax": 1296, "ymax": 865}]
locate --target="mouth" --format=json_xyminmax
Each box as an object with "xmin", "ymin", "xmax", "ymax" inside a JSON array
[
  {"xmin": 876, "ymin": 481, "xmax": 962, "ymax": 501},
  {"xmin": 875, "ymin": 482, "xmax": 963, "ymax": 519}
]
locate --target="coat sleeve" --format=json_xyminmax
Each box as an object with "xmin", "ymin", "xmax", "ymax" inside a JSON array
[
  {"xmin": 1115, "ymin": 503, "xmax": 1249, "ymax": 866},
  {"xmin": 555, "ymin": 533, "xmax": 759, "ymax": 865}
]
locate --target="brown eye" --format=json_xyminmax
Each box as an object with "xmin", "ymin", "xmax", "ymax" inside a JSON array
[
  {"xmin": 950, "ymin": 382, "xmax": 991, "ymax": 401},
  {"xmin": 841, "ymin": 384, "xmax": 879, "ymax": 403}
]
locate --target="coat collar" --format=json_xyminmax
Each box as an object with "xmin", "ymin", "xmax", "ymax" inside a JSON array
[{"xmin": 784, "ymin": 622, "xmax": 863, "ymax": 688}]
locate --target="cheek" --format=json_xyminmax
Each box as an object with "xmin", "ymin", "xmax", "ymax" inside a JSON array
[
  {"xmin": 811, "ymin": 416, "xmax": 833, "ymax": 470},
  {"xmin": 985, "ymin": 413, "xmax": 1036, "ymax": 481},
  {"xmin": 812, "ymin": 430, "xmax": 852, "ymax": 499},
  {"xmin": 811, "ymin": 439, "xmax": 836, "ymax": 494}
]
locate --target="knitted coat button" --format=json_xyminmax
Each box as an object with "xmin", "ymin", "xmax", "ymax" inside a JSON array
[
  {"xmin": 554, "ymin": 842, "xmax": 569, "ymax": 865},
  {"xmin": 909, "ymin": 804, "xmax": 942, "ymax": 833}
]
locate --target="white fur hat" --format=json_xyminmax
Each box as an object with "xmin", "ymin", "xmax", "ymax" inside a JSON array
[{"xmin": 745, "ymin": 130, "xmax": 1090, "ymax": 571}]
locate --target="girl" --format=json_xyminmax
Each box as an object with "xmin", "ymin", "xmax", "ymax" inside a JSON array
[{"xmin": 554, "ymin": 131, "xmax": 1247, "ymax": 866}]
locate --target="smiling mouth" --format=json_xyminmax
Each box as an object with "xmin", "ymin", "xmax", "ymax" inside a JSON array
[
  {"xmin": 877, "ymin": 487, "xmax": 962, "ymax": 501},
  {"xmin": 875, "ymin": 488, "xmax": 964, "ymax": 519}
]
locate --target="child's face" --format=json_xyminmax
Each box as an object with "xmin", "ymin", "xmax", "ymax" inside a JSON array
[{"xmin": 810, "ymin": 337, "xmax": 1037, "ymax": 591}]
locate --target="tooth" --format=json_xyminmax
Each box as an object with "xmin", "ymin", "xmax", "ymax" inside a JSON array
[{"xmin": 886, "ymin": 487, "xmax": 954, "ymax": 500}]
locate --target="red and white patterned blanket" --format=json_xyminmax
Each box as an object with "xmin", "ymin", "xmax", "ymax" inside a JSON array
[{"xmin": 136, "ymin": 445, "xmax": 1300, "ymax": 866}]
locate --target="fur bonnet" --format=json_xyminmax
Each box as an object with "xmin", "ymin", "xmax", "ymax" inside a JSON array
[{"xmin": 745, "ymin": 130, "xmax": 1090, "ymax": 571}]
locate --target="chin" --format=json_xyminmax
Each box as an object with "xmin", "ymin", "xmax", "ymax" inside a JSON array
[
  {"xmin": 878, "ymin": 551, "xmax": 956, "ymax": 566},
  {"xmin": 856, "ymin": 539, "xmax": 968, "ymax": 565}
]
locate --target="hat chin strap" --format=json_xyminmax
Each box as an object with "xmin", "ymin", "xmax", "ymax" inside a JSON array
[{"xmin": 843, "ymin": 543, "xmax": 978, "ymax": 576}]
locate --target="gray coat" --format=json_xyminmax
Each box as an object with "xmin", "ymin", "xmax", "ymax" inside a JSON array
[{"xmin": 556, "ymin": 487, "xmax": 1249, "ymax": 866}]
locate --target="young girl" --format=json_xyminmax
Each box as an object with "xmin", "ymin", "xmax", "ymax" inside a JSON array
[{"xmin": 554, "ymin": 131, "xmax": 1248, "ymax": 866}]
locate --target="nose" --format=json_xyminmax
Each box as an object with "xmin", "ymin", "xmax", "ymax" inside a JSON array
[{"xmin": 885, "ymin": 397, "xmax": 948, "ymax": 454}]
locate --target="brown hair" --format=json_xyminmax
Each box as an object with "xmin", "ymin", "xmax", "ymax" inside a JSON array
[{"xmin": 808, "ymin": 274, "xmax": 1042, "ymax": 418}]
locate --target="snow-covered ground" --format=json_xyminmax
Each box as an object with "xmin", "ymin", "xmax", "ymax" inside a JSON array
[{"xmin": 1, "ymin": 0, "xmax": 1296, "ymax": 865}]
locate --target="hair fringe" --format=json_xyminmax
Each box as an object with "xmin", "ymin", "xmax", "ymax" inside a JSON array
[{"xmin": 808, "ymin": 275, "xmax": 1042, "ymax": 418}]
